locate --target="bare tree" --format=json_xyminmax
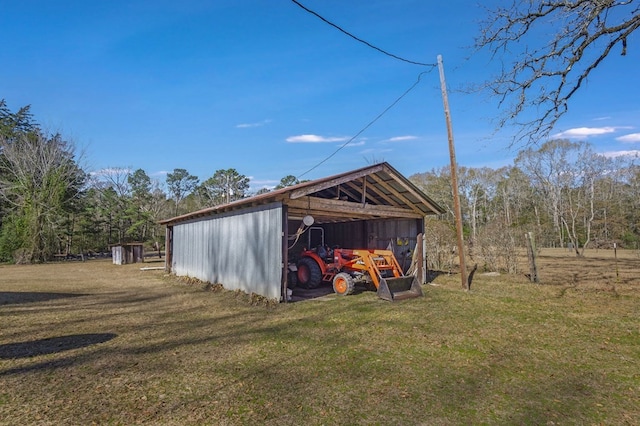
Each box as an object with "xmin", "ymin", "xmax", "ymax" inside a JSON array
[
  {"xmin": 458, "ymin": 167, "xmax": 501, "ymax": 243},
  {"xmin": 87, "ymin": 167, "xmax": 134, "ymax": 244},
  {"xmin": 515, "ymin": 139, "xmax": 611, "ymax": 255},
  {"xmin": 476, "ymin": 0, "xmax": 640, "ymax": 144},
  {"xmin": 0, "ymin": 132, "xmax": 85, "ymax": 262}
]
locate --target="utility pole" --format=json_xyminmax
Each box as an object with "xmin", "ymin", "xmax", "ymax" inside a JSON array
[{"xmin": 437, "ymin": 55, "xmax": 468, "ymax": 290}]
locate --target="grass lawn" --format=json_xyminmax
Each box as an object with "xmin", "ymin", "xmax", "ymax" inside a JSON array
[{"xmin": 1, "ymin": 249, "xmax": 639, "ymax": 425}]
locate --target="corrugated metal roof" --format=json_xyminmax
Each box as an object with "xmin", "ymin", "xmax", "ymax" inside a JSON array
[{"xmin": 159, "ymin": 162, "xmax": 444, "ymax": 226}]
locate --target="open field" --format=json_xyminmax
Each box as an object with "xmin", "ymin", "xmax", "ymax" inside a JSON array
[{"xmin": 1, "ymin": 250, "xmax": 639, "ymax": 425}]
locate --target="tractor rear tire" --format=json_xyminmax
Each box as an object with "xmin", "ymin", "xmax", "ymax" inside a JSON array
[
  {"xmin": 297, "ymin": 257, "xmax": 322, "ymax": 289},
  {"xmin": 333, "ymin": 272, "xmax": 355, "ymax": 296},
  {"xmin": 287, "ymin": 270, "xmax": 298, "ymax": 289}
]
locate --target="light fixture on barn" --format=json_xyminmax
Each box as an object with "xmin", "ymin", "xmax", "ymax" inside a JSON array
[
  {"xmin": 288, "ymin": 215, "xmax": 315, "ymax": 249},
  {"xmin": 302, "ymin": 214, "xmax": 314, "ymax": 227}
]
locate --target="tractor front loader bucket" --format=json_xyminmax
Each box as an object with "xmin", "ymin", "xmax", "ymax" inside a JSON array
[{"xmin": 376, "ymin": 275, "xmax": 423, "ymax": 301}]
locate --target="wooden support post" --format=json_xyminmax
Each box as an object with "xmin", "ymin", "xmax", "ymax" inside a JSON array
[
  {"xmin": 614, "ymin": 242, "xmax": 619, "ymax": 281},
  {"xmin": 282, "ymin": 206, "xmax": 290, "ymax": 303},
  {"xmin": 165, "ymin": 226, "xmax": 173, "ymax": 273},
  {"xmin": 416, "ymin": 233, "xmax": 424, "ymax": 284},
  {"xmin": 525, "ymin": 232, "xmax": 539, "ymax": 283}
]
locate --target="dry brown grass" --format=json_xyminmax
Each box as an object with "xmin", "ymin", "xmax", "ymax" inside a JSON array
[
  {"xmin": 0, "ymin": 251, "xmax": 638, "ymax": 425},
  {"xmin": 532, "ymin": 247, "xmax": 639, "ymax": 287}
]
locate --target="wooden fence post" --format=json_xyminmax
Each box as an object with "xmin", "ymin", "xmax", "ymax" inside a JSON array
[{"xmin": 525, "ymin": 232, "xmax": 539, "ymax": 283}]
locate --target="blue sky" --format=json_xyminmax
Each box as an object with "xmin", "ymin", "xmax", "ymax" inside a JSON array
[{"xmin": 2, "ymin": 0, "xmax": 639, "ymax": 191}]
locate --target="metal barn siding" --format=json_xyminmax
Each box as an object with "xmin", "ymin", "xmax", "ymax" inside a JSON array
[
  {"xmin": 171, "ymin": 202, "xmax": 283, "ymax": 300},
  {"xmin": 112, "ymin": 246, "xmax": 124, "ymax": 265},
  {"xmin": 111, "ymin": 244, "xmax": 144, "ymax": 265}
]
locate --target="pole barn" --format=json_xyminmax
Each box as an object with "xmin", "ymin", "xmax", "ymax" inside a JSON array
[{"xmin": 159, "ymin": 162, "xmax": 444, "ymax": 302}]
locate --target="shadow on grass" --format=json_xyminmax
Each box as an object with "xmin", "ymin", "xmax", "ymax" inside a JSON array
[
  {"xmin": 0, "ymin": 333, "xmax": 117, "ymax": 359},
  {"xmin": 427, "ymin": 270, "xmax": 449, "ymax": 283},
  {"xmin": 289, "ymin": 281, "xmax": 380, "ymax": 302},
  {"xmin": 0, "ymin": 292, "xmax": 87, "ymax": 306}
]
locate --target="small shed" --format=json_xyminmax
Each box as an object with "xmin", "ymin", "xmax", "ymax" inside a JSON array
[
  {"xmin": 111, "ymin": 243, "xmax": 145, "ymax": 265},
  {"xmin": 159, "ymin": 162, "xmax": 444, "ymax": 301}
]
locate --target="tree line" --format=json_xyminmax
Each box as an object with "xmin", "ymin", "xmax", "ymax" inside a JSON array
[
  {"xmin": 411, "ymin": 141, "xmax": 640, "ymax": 272},
  {"xmin": 1, "ymin": 100, "xmax": 639, "ymax": 266},
  {"xmin": 0, "ymin": 101, "xmax": 300, "ymax": 263}
]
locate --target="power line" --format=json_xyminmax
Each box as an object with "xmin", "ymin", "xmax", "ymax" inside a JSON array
[
  {"xmin": 290, "ymin": 0, "xmax": 436, "ymax": 67},
  {"xmin": 297, "ymin": 71, "xmax": 431, "ymax": 179}
]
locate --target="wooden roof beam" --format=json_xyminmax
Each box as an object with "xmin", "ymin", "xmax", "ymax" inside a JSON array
[
  {"xmin": 368, "ymin": 174, "xmax": 427, "ymax": 217},
  {"xmin": 289, "ymin": 163, "xmax": 386, "ymax": 199},
  {"xmin": 287, "ymin": 196, "xmax": 422, "ymax": 219},
  {"xmin": 383, "ymin": 169, "xmax": 444, "ymax": 214}
]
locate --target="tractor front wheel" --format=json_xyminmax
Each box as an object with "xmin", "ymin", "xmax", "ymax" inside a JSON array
[
  {"xmin": 333, "ymin": 272, "xmax": 355, "ymax": 296},
  {"xmin": 297, "ymin": 257, "xmax": 322, "ymax": 289}
]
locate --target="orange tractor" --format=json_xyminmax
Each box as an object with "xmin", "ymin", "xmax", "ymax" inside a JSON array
[{"xmin": 295, "ymin": 246, "xmax": 423, "ymax": 301}]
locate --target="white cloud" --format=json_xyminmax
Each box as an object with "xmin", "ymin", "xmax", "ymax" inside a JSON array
[
  {"xmin": 249, "ymin": 178, "xmax": 278, "ymax": 186},
  {"xmin": 236, "ymin": 119, "xmax": 272, "ymax": 129},
  {"xmin": 359, "ymin": 148, "xmax": 393, "ymax": 155},
  {"xmin": 616, "ymin": 133, "xmax": 640, "ymax": 143},
  {"xmin": 249, "ymin": 177, "xmax": 279, "ymax": 193},
  {"xmin": 286, "ymin": 134, "xmax": 349, "ymax": 143},
  {"xmin": 346, "ymin": 140, "xmax": 366, "ymax": 147},
  {"xmin": 385, "ymin": 135, "xmax": 418, "ymax": 142},
  {"xmin": 552, "ymin": 127, "xmax": 617, "ymax": 138},
  {"xmin": 89, "ymin": 167, "xmax": 132, "ymax": 176},
  {"xmin": 600, "ymin": 150, "xmax": 640, "ymax": 159}
]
